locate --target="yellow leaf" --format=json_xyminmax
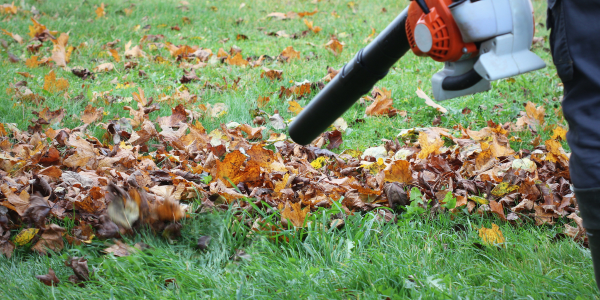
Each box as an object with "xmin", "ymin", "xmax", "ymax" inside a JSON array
[
  {"xmin": 551, "ymin": 126, "xmax": 567, "ymax": 141},
  {"xmin": 490, "ymin": 181, "xmax": 519, "ymax": 197},
  {"xmin": 95, "ymin": 3, "xmax": 106, "ymax": 19},
  {"xmin": 287, "ymin": 101, "xmax": 303, "ymax": 115},
  {"xmin": 468, "ymin": 195, "xmax": 489, "ymax": 205},
  {"xmin": 545, "ymin": 139, "xmax": 569, "ymax": 164},
  {"xmin": 478, "ymin": 223, "xmax": 505, "ymax": 246},
  {"xmin": 14, "ymin": 228, "xmax": 39, "ymax": 246},
  {"xmin": 417, "ymin": 131, "xmax": 444, "ymax": 159},
  {"xmin": 341, "ymin": 149, "xmax": 362, "ymax": 158},
  {"xmin": 310, "ymin": 156, "xmax": 328, "ymax": 169}
]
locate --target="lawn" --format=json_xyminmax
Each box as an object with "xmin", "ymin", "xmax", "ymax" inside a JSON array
[{"xmin": 0, "ymin": 0, "xmax": 596, "ymax": 299}]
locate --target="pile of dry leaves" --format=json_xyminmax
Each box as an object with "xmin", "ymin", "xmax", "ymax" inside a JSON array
[{"xmin": 0, "ymin": 89, "xmax": 583, "ymax": 260}]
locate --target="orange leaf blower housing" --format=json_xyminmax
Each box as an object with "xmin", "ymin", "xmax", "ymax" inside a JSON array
[{"xmin": 406, "ymin": 0, "xmax": 477, "ymax": 62}]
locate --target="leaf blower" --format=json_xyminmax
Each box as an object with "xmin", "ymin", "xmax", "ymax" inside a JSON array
[{"xmin": 289, "ymin": 0, "xmax": 546, "ymax": 145}]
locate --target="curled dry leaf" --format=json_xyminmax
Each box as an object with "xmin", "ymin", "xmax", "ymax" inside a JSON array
[
  {"xmin": 416, "ymin": 88, "xmax": 447, "ymax": 113},
  {"xmin": 50, "ymin": 33, "xmax": 69, "ymax": 67},
  {"xmin": 93, "ymin": 62, "xmax": 114, "ymax": 73},
  {"xmin": 32, "ymin": 224, "xmax": 66, "ymax": 255},
  {"xmin": 36, "ymin": 268, "xmax": 60, "ymax": 286},
  {"xmin": 325, "ymin": 37, "xmax": 344, "ymax": 56},
  {"xmin": 323, "ymin": 67, "xmax": 339, "ymax": 82},
  {"xmin": 303, "ymin": 19, "xmax": 322, "ymax": 33},
  {"xmin": 64, "ymin": 256, "xmax": 91, "ymax": 283},
  {"xmin": 124, "ymin": 41, "xmax": 146, "ymax": 58},
  {"xmin": 261, "ymin": 68, "xmax": 282, "ymax": 80},
  {"xmin": 269, "ymin": 112, "xmax": 286, "ymax": 130}
]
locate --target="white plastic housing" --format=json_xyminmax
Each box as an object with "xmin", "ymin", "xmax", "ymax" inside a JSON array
[
  {"xmin": 473, "ymin": 0, "xmax": 545, "ymax": 80},
  {"xmin": 450, "ymin": 0, "xmax": 513, "ymax": 43},
  {"xmin": 431, "ymin": 0, "xmax": 546, "ymax": 101}
]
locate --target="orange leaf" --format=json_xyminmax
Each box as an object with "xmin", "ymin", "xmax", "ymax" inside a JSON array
[
  {"xmin": 95, "ymin": 3, "xmax": 106, "ymax": 19},
  {"xmin": 525, "ymin": 101, "xmax": 545, "ymax": 126},
  {"xmin": 261, "ymin": 68, "xmax": 282, "ymax": 80},
  {"xmin": 417, "ymin": 131, "xmax": 444, "ymax": 159},
  {"xmin": 50, "ymin": 33, "xmax": 69, "ymax": 67},
  {"xmin": 215, "ymin": 150, "xmax": 260, "ymax": 187},
  {"xmin": 26, "ymin": 56, "xmax": 41, "ymax": 68},
  {"xmin": 279, "ymin": 201, "xmax": 310, "ymax": 228},
  {"xmin": 365, "ymin": 95, "xmax": 396, "ymax": 117},
  {"xmin": 43, "ymin": 70, "xmax": 69, "ymax": 93},
  {"xmin": 325, "ymin": 37, "xmax": 344, "ymax": 56},
  {"xmin": 384, "ymin": 160, "xmax": 412, "ymax": 184},
  {"xmin": 257, "ymin": 96, "xmax": 270, "ymax": 108},
  {"xmin": 280, "ymin": 46, "xmax": 300, "ymax": 62},
  {"xmin": 489, "ymin": 200, "xmax": 507, "ymax": 221},
  {"xmin": 303, "ymin": 19, "xmax": 322, "ymax": 33},
  {"xmin": 109, "ymin": 49, "xmax": 121, "ymax": 62},
  {"xmin": 226, "ymin": 53, "xmax": 249, "ymax": 67}
]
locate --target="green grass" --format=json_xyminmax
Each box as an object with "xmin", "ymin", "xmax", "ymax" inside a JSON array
[
  {"xmin": 1, "ymin": 207, "xmax": 596, "ymax": 299},
  {"xmin": 0, "ymin": 0, "xmax": 592, "ymax": 298},
  {"xmin": 0, "ymin": 0, "xmax": 564, "ymax": 150}
]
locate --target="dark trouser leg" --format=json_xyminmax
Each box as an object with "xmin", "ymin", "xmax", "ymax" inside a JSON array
[{"xmin": 549, "ymin": 0, "xmax": 600, "ymax": 291}]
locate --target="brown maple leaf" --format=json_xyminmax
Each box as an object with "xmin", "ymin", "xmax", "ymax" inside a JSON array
[
  {"xmin": 32, "ymin": 224, "xmax": 66, "ymax": 255},
  {"xmin": 80, "ymin": 105, "xmax": 104, "ymax": 124}
]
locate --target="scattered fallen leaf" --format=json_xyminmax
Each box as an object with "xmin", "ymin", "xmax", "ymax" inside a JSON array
[
  {"xmin": 416, "ymin": 88, "xmax": 447, "ymax": 113},
  {"xmin": 93, "ymin": 62, "xmax": 114, "ymax": 72},
  {"xmin": 325, "ymin": 37, "xmax": 344, "ymax": 56},
  {"xmin": 478, "ymin": 223, "xmax": 505, "ymax": 246}
]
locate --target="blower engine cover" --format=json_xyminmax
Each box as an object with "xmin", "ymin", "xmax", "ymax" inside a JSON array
[{"xmin": 405, "ymin": 0, "xmax": 477, "ymax": 62}]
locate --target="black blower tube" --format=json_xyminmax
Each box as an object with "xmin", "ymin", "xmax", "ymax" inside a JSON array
[{"xmin": 289, "ymin": 8, "xmax": 411, "ymax": 145}]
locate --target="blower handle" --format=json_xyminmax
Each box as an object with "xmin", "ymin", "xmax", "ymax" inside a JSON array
[{"xmin": 289, "ymin": 7, "xmax": 411, "ymax": 145}]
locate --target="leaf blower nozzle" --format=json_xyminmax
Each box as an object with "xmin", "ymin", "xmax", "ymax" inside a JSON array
[{"xmin": 289, "ymin": 8, "xmax": 410, "ymax": 145}]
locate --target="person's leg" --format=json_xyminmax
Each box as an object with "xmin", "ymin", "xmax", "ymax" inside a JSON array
[{"xmin": 549, "ymin": 0, "xmax": 600, "ymax": 291}]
